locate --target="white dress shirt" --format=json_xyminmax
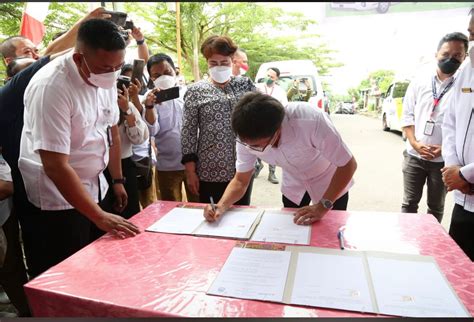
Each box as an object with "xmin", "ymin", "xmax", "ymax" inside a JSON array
[
  {"xmin": 19, "ymin": 52, "xmax": 119, "ymax": 210},
  {"xmin": 256, "ymin": 82, "xmax": 289, "ymax": 106},
  {"xmin": 236, "ymin": 102, "xmax": 353, "ymax": 205},
  {"xmin": 442, "ymin": 59, "xmax": 474, "ymax": 212},
  {"xmin": 118, "ymin": 102, "xmax": 148, "ymax": 159},
  {"xmin": 0, "ymin": 154, "xmax": 12, "ymax": 226},
  {"xmin": 401, "ymin": 65, "xmax": 457, "ymax": 162}
]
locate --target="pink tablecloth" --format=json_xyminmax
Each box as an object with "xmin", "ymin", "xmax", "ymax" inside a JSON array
[{"xmin": 24, "ymin": 201, "xmax": 474, "ymax": 317}]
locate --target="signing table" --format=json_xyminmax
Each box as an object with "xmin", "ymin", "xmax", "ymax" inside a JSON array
[{"xmin": 24, "ymin": 201, "xmax": 474, "ymax": 317}]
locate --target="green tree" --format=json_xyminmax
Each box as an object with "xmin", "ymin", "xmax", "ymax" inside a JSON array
[{"xmin": 124, "ymin": 2, "xmax": 341, "ymax": 81}]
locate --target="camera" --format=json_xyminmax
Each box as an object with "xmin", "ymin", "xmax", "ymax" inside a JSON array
[
  {"xmin": 105, "ymin": 11, "xmax": 128, "ymax": 27},
  {"xmin": 124, "ymin": 20, "xmax": 134, "ymax": 31},
  {"xmin": 117, "ymin": 75, "xmax": 131, "ymax": 90}
]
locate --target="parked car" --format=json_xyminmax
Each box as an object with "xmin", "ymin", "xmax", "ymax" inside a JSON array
[
  {"xmin": 255, "ymin": 60, "xmax": 326, "ymax": 113},
  {"xmin": 330, "ymin": 2, "xmax": 399, "ymax": 14},
  {"xmin": 335, "ymin": 102, "xmax": 355, "ymax": 114},
  {"xmin": 381, "ymin": 80, "xmax": 410, "ymax": 138}
]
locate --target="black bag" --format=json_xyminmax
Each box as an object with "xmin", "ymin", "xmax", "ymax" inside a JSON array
[{"xmin": 135, "ymin": 137, "xmax": 153, "ymax": 190}]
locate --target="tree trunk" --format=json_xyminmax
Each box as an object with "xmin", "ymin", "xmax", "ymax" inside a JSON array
[{"xmin": 191, "ymin": 22, "xmax": 200, "ymax": 81}]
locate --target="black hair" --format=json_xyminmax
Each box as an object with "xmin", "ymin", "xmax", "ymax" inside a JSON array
[
  {"xmin": 146, "ymin": 53, "xmax": 175, "ymax": 75},
  {"xmin": 52, "ymin": 31, "xmax": 67, "ymax": 41},
  {"xmin": 0, "ymin": 36, "xmax": 27, "ymax": 60},
  {"xmin": 437, "ymin": 32, "xmax": 469, "ymax": 52},
  {"xmin": 121, "ymin": 63, "xmax": 133, "ymax": 75},
  {"xmin": 232, "ymin": 92, "xmax": 285, "ymax": 140},
  {"xmin": 268, "ymin": 67, "xmax": 280, "ymax": 78},
  {"xmin": 77, "ymin": 19, "xmax": 126, "ymax": 51}
]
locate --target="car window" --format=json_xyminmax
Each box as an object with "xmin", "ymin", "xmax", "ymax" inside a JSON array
[{"xmin": 392, "ymin": 82, "xmax": 409, "ymax": 98}]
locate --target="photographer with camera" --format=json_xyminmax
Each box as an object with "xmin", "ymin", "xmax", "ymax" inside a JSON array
[{"xmin": 287, "ymin": 77, "xmax": 313, "ymax": 102}]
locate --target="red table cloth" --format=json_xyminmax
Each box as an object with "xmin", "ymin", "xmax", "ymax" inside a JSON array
[{"xmin": 24, "ymin": 201, "xmax": 474, "ymax": 317}]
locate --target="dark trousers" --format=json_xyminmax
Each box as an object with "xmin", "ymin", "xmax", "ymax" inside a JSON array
[
  {"xmin": 198, "ymin": 176, "xmax": 254, "ymax": 206},
  {"xmin": 19, "ymin": 199, "xmax": 91, "ymax": 279},
  {"xmin": 282, "ymin": 191, "xmax": 349, "ymax": 210},
  {"xmin": 401, "ymin": 151, "xmax": 446, "ymax": 223},
  {"xmin": 0, "ymin": 209, "xmax": 30, "ymax": 316},
  {"xmin": 92, "ymin": 157, "xmax": 141, "ymax": 241},
  {"xmin": 449, "ymin": 204, "xmax": 474, "ymax": 261}
]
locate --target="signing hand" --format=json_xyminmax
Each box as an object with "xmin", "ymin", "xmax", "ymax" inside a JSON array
[
  {"xmin": 293, "ymin": 203, "xmax": 329, "ymax": 225},
  {"xmin": 203, "ymin": 204, "xmax": 227, "ymax": 223},
  {"xmin": 94, "ymin": 211, "xmax": 140, "ymax": 239}
]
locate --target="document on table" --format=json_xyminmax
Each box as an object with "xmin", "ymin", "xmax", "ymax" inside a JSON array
[
  {"xmin": 367, "ymin": 255, "xmax": 470, "ymax": 317},
  {"xmin": 146, "ymin": 207, "xmax": 262, "ymax": 239},
  {"xmin": 207, "ymin": 246, "xmax": 471, "ymax": 317},
  {"xmin": 250, "ymin": 210, "xmax": 311, "ymax": 245},
  {"xmin": 196, "ymin": 210, "xmax": 261, "ymax": 239},
  {"xmin": 207, "ymin": 247, "xmax": 291, "ymax": 302},
  {"xmin": 291, "ymin": 252, "xmax": 375, "ymax": 313},
  {"xmin": 146, "ymin": 208, "xmax": 204, "ymax": 234}
]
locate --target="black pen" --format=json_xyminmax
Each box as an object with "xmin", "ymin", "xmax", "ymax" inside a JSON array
[{"xmin": 337, "ymin": 229, "xmax": 345, "ymax": 250}]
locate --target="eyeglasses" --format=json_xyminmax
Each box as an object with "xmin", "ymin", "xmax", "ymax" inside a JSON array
[{"xmin": 236, "ymin": 130, "xmax": 279, "ymax": 152}]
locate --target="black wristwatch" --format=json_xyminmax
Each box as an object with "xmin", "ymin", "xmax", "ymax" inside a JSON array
[
  {"xmin": 111, "ymin": 177, "xmax": 126, "ymax": 185},
  {"xmin": 136, "ymin": 39, "xmax": 145, "ymax": 45},
  {"xmin": 121, "ymin": 108, "xmax": 133, "ymax": 116},
  {"xmin": 145, "ymin": 104, "xmax": 154, "ymax": 109}
]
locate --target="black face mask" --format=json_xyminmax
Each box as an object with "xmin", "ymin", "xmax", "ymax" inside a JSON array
[{"xmin": 438, "ymin": 57, "xmax": 461, "ymax": 75}]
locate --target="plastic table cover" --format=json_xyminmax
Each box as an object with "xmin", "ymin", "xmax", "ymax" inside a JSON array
[{"xmin": 24, "ymin": 201, "xmax": 474, "ymax": 317}]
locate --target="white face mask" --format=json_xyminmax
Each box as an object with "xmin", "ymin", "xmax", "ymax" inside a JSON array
[
  {"xmin": 469, "ymin": 40, "xmax": 474, "ymax": 68},
  {"xmin": 154, "ymin": 75, "xmax": 176, "ymax": 90},
  {"xmin": 82, "ymin": 56, "xmax": 121, "ymax": 89},
  {"xmin": 239, "ymin": 67, "xmax": 247, "ymax": 75},
  {"xmin": 209, "ymin": 66, "xmax": 232, "ymax": 83}
]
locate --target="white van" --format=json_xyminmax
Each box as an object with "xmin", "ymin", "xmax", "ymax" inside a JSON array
[{"xmin": 255, "ymin": 60, "xmax": 326, "ymax": 112}]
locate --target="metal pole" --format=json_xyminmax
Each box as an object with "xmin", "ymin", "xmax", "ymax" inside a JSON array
[{"xmin": 176, "ymin": 2, "xmax": 182, "ymax": 69}]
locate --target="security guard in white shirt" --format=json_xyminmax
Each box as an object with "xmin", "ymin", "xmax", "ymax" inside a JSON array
[
  {"xmin": 18, "ymin": 19, "xmax": 140, "ymax": 277},
  {"xmin": 441, "ymin": 10, "xmax": 474, "ymax": 261},
  {"xmin": 203, "ymin": 92, "xmax": 357, "ymax": 225}
]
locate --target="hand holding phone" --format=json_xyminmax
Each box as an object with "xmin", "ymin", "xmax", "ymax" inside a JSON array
[{"xmin": 154, "ymin": 86, "xmax": 180, "ymax": 103}]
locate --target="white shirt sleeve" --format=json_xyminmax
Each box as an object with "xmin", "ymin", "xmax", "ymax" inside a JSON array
[
  {"xmin": 124, "ymin": 102, "xmax": 149, "ymax": 145},
  {"xmin": 0, "ymin": 156, "xmax": 12, "ymax": 182},
  {"xmin": 310, "ymin": 110, "xmax": 352, "ymax": 167},
  {"xmin": 27, "ymin": 83, "xmax": 72, "ymax": 154},
  {"xmin": 441, "ymin": 88, "xmax": 460, "ymax": 167},
  {"xmin": 400, "ymin": 80, "xmax": 417, "ymax": 128},
  {"xmin": 235, "ymin": 141, "xmax": 258, "ymax": 173}
]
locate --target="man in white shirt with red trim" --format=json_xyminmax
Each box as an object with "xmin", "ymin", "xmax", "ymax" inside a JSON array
[
  {"xmin": 401, "ymin": 32, "xmax": 468, "ymax": 223},
  {"xmin": 441, "ymin": 9, "xmax": 474, "ymax": 261},
  {"xmin": 203, "ymin": 92, "xmax": 357, "ymax": 225},
  {"xmin": 18, "ymin": 19, "xmax": 140, "ymax": 277},
  {"xmin": 256, "ymin": 67, "xmax": 289, "ymax": 184}
]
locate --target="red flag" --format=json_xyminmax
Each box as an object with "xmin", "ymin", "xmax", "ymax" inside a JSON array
[{"xmin": 20, "ymin": 3, "xmax": 49, "ymax": 45}]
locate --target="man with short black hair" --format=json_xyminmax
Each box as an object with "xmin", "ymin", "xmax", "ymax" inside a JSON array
[
  {"xmin": 441, "ymin": 9, "xmax": 474, "ymax": 261},
  {"xmin": 401, "ymin": 31, "xmax": 468, "ymax": 223},
  {"xmin": 19, "ymin": 18, "xmax": 140, "ymax": 277},
  {"xmin": 203, "ymin": 92, "xmax": 357, "ymax": 225}
]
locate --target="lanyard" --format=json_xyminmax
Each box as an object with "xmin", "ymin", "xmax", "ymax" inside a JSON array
[
  {"xmin": 431, "ymin": 76, "xmax": 454, "ymax": 112},
  {"xmin": 264, "ymin": 85, "xmax": 274, "ymax": 96}
]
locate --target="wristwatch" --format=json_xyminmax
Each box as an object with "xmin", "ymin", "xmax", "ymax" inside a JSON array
[
  {"xmin": 122, "ymin": 108, "xmax": 133, "ymax": 116},
  {"xmin": 319, "ymin": 198, "xmax": 334, "ymax": 210},
  {"xmin": 145, "ymin": 104, "xmax": 154, "ymax": 109},
  {"xmin": 111, "ymin": 177, "xmax": 126, "ymax": 185}
]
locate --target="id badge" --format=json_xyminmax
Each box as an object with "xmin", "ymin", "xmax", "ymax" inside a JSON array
[
  {"xmin": 106, "ymin": 125, "xmax": 114, "ymax": 147},
  {"xmin": 424, "ymin": 120, "xmax": 435, "ymax": 136}
]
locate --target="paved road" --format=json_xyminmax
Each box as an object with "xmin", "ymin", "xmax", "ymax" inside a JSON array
[{"xmin": 251, "ymin": 113, "xmax": 453, "ymax": 231}]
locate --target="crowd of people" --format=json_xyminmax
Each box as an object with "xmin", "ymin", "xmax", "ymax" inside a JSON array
[{"xmin": 0, "ymin": 5, "xmax": 472, "ymax": 317}]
